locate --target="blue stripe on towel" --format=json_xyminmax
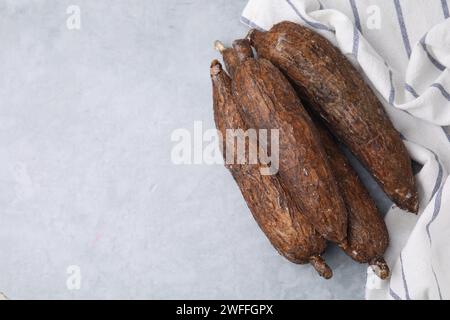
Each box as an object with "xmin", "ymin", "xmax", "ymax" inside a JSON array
[
  {"xmin": 286, "ymin": 0, "xmax": 335, "ymax": 32},
  {"xmin": 427, "ymin": 182, "xmax": 445, "ymax": 299},
  {"xmin": 388, "ymin": 67, "xmax": 396, "ymax": 105},
  {"xmin": 421, "ymin": 35, "xmax": 446, "ymax": 72},
  {"xmin": 428, "ymin": 150, "xmax": 444, "ymax": 203},
  {"xmin": 426, "ymin": 180, "xmax": 445, "ymax": 244},
  {"xmin": 431, "ymin": 83, "xmax": 450, "ymax": 101},
  {"xmin": 442, "ymin": 0, "xmax": 450, "ymax": 18},
  {"xmin": 405, "ymin": 83, "xmax": 419, "ymax": 98},
  {"xmin": 405, "ymin": 81, "xmax": 450, "ymax": 103},
  {"xmin": 443, "ymin": 127, "xmax": 450, "ymax": 142},
  {"xmin": 389, "ymin": 288, "xmax": 402, "ymax": 300},
  {"xmin": 432, "ymin": 268, "xmax": 443, "ymax": 300},
  {"xmin": 400, "ymin": 253, "xmax": 411, "ymax": 300},
  {"xmin": 240, "ymin": 16, "xmax": 266, "ymax": 31},
  {"xmin": 386, "ymin": 65, "xmax": 415, "ymax": 117},
  {"xmin": 351, "ymin": 26, "xmax": 360, "ymax": 58},
  {"xmin": 394, "ymin": 0, "xmax": 412, "ymax": 58},
  {"xmin": 349, "ymin": 0, "xmax": 362, "ymax": 31},
  {"xmin": 349, "ymin": 0, "xmax": 361, "ymax": 57},
  {"xmin": 318, "ymin": 1, "xmax": 324, "ymax": 10}
]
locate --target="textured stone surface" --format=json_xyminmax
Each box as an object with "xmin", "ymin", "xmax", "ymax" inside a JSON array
[{"xmin": 0, "ymin": 0, "xmax": 390, "ymax": 299}]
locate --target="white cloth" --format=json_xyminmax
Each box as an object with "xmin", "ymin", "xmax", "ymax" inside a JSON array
[{"xmin": 241, "ymin": 0, "xmax": 450, "ymax": 300}]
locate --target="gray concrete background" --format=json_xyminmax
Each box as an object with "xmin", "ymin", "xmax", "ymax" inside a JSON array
[{"xmin": 0, "ymin": 0, "xmax": 392, "ymax": 299}]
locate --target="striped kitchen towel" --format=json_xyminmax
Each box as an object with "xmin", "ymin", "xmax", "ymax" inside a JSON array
[{"xmin": 241, "ymin": 0, "xmax": 450, "ymax": 300}]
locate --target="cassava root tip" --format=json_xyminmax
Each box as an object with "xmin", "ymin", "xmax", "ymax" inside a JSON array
[
  {"xmin": 339, "ymin": 238, "xmax": 349, "ymax": 251},
  {"xmin": 404, "ymin": 194, "xmax": 420, "ymax": 215},
  {"xmin": 214, "ymin": 40, "xmax": 226, "ymax": 53},
  {"xmin": 370, "ymin": 257, "xmax": 390, "ymax": 280},
  {"xmin": 210, "ymin": 59, "xmax": 222, "ymax": 76},
  {"xmin": 309, "ymin": 256, "xmax": 333, "ymax": 279}
]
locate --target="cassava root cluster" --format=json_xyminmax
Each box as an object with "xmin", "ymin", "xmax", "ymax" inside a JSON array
[{"xmin": 210, "ymin": 21, "xmax": 418, "ymax": 279}]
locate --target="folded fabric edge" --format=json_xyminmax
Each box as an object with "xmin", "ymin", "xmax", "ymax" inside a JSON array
[{"xmin": 240, "ymin": 16, "xmax": 266, "ymax": 31}]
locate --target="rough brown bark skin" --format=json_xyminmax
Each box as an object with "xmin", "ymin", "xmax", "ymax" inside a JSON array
[
  {"xmin": 220, "ymin": 41, "xmax": 348, "ymax": 245},
  {"xmin": 211, "ymin": 60, "xmax": 332, "ymax": 278},
  {"xmin": 312, "ymin": 115, "xmax": 390, "ymax": 279},
  {"xmin": 232, "ymin": 39, "xmax": 254, "ymax": 62},
  {"xmin": 249, "ymin": 21, "xmax": 419, "ymax": 214}
]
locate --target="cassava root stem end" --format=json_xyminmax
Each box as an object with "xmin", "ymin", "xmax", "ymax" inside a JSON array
[
  {"xmin": 309, "ymin": 256, "xmax": 333, "ymax": 279},
  {"xmin": 210, "ymin": 59, "xmax": 222, "ymax": 76},
  {"xmin": 370, "ymin": 257, "xmax": 390, "ymax": 280},
  {"xmin": 214, "ymin": 40, "xmax": 226, "ymax": 53}
]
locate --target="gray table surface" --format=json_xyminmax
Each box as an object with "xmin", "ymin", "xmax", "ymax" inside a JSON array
[{"xmin": 0, "ymin": 0, "xmax": 393, "ymax": 300}]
